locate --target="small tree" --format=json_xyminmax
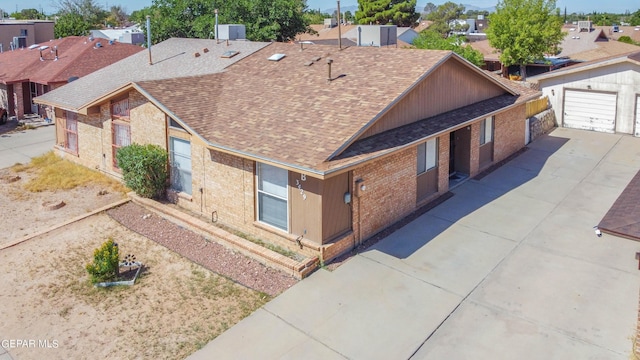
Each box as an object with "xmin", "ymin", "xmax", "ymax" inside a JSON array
[
  {"xmin": 486, "ymin": 0, "xmax": 564, "ymax": 81},
  {"xmin": 116, "ymin": 143, "xmax": 168, "ymax": 199},
  {"xmin": 86, "ymin": 238, "xmax": 120, "ymax": 284}
]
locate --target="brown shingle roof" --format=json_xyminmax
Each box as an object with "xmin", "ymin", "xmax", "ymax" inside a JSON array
[{"xmin": 138, "ymin": 43, "xmax": 530, "ymax": 175}]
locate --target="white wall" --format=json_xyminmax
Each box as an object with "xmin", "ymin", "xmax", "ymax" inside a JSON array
[{"xmin": 536, "ymin": 62, "xmax": 640, "ymax": 135}]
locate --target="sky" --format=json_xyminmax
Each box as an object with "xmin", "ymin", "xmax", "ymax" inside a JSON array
[{"xmin": 6, "ymin": 0, "xmax": 640, "ymax": 17}]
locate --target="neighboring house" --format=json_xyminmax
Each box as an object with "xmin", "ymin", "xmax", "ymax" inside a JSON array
[
  {"xmin": 470, "ymin": 22, "xmax": 640, "ymax": 76},
  {"xmin": 35, "ymin": 39, "xmax": 540, "ymax": 263},
  {"xmin": 529, "ymin": 51, "xmax": 640, "ymax": 135},
  {"xmin": 0, "ymin": 36, "xmax": 143, "ymax": 120},
  {"xmin": 299, "ymin": 24, "xmax": 415, "ymax": 47},
  {"xmin": 0, "ymin": 19, "xmax": 54, "ymax": 51},
  {"xmin": 91, "ymin": 25, "xmax": 145, "ymax": 45}
]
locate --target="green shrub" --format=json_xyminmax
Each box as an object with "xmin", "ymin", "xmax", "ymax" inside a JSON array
[
  {"xmin": 116, "ymin": 143, "xmax": 168, "ymax": 199},
  {"xmin": 618, "ymin": 35, "xmax": 634, "ymax": 44},
  {"xmin": 86, "ymin": 238, "xmax": 120, "ymax": 284}
]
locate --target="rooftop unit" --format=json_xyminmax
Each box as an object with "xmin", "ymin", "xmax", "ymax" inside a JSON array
[
  {"xmin": 356, "ymin": 25, "xmax": 397, "ymax": 47},
  {"xmin": 217, "ymin": 24, "xmax": 246, "ymax": 40},
  {"xmin": 578, "ymin": 21, "xmax": 592, "ymax": 32}
]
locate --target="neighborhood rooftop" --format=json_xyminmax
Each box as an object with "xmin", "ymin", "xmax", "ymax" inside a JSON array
[
  {"xmin": 134, "ymin": 42, "xmax": 530, "ymax": 174},
  {"xmin": 35, "ymin": 38, "xmax": 271, "ymax": 111}
]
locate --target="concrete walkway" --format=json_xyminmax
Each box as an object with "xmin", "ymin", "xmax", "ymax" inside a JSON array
[{"xmin": 188, "ymin": 128, "xmax": 640, "ymax": 359}]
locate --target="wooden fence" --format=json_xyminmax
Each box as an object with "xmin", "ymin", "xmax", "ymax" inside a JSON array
[{"xmin": 526, "ymin": 96, "xmax": 549, "ymax": 118}]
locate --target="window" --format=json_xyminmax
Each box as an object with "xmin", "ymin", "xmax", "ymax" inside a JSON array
[
  {"xmin": 112, "ymin": 123, "xmax": 131, "ymax": 168},
  {"xmin": 63, "ymin": 111, "xmax": 78, "ymax": 154},
  {"xmin": 257, "ymin": 163, "xmax": 288, "ymax": 231},
  {"xmin": 111, "ymin": 98, "xmax": 130, "ymax": 119},
  {"xmin": 169, "ymin": 137, "xmax": 192, "ymax": 195},
  {"xmin": 417, "ymin": 138, "xmax": 438, "ymax": 175},
  {"xmin": 480, "ymin": 117, "xmax": 494, "ymax": 145}
]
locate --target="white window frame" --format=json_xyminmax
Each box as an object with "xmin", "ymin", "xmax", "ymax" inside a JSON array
[
  {"xmin": 480, "ymin": 116, "xmax": 494, "ymax": 145},
  {"xmin": 256, "ymin": 163, "xmax": 289, "ymax": 231},
  {"xmin": 169, "ymin": 137, "xmax": 192, "ymax": 195},
  {"xmin": 63, "ymin": 111, "xmax": 78, "ymax": 154},
  {"xmin": 417, "ymin": 138, "xmax": 438, "ymax": 175}
]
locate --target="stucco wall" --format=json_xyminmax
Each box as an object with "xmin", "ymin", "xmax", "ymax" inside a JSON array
[{"xmin": 536, "ymin": 63, "xmax": 640, "ymax": 135}]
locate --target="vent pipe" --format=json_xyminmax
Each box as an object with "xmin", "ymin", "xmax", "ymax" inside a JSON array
[
  {"xmin": 54, "ymin": 46, "xmax": 58, "ymax": 61},
  {"xmin": 146, "ymin": 15, "xmax": 153, "ymax": 65},
  {"xmin": 337, "ymin": 0, "xmax": 342, "ymax": 50},
  {"xmin": 215, "ymin": 9, "xmax": 219, "ymax": 44},
  {"xmin": 39, "ymin": 49, "xmax": 44, "ymax": 61},
  {"xmin": 327, "ymin": 58, "xmax": 333, "ymax": 83}
]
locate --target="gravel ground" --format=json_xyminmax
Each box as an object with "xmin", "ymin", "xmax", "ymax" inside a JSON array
[{"xmin": 107, "ymin": 202, "xmax": 298, "ymax": 297}]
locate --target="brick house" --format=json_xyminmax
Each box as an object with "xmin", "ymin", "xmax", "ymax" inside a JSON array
[
  {"xmin": 35, "ymin": 39, "xmax": 540, "ymax": 262},
  {"xmin": 0, "ymin": 35, "xmax": 143, "ymax": 120}
]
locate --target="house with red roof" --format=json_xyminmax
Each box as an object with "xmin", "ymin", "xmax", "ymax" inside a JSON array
[
  {"xmin": 35, "ymin": 38, "xmax": 541, "ymax": 264},
  {"xmin": 0, "ymin": 35, "xmax": 143, "ymax": 121}
]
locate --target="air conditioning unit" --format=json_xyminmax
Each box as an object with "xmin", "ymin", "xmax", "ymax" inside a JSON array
[{"xmin": 12, "ymin": 36, "xmax": 27, "ymax": 49}]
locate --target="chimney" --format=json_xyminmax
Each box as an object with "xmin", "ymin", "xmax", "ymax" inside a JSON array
[
  {"xmin": 326, "ymin": 58, "xmax": 333, "ymax": 83},
  {"xmin": 146, "ymin": 15, "xmax": 153, "ymax": 65}
]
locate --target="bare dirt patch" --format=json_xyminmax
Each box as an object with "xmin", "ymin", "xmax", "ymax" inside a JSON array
[
  {"xmin": 0, "ymin": 167, "xmax": 125, "ymax": 248},
  {"xmin": 0, "ymin": 215, "xmax": 269, "ymax": 359}
]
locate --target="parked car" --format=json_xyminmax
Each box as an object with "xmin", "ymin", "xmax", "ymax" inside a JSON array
[{"xmin": 0, "ymin": 108, "xmax": 7, "ymax": 125}]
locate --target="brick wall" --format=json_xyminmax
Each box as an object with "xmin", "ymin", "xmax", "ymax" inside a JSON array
[
  {"xmin": 352, "ymin": 147, "xmax": 417, "ymax": 242},
  {"xmin": 130, "ymin": 90, "xmax": 166, "ymax": 148},
  {"xmin": 14, "ymin": 82, "xmax": 24, "ymax": 120},
  {"xmin": 470, "ymin": 123, "xmax": 481, "ymax": 176},
  {"xmin": 494, "ymin": 104, "xmax": 526, "ymax": 163}
]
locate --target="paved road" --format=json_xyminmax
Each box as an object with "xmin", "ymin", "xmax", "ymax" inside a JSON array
[
  {"xmin": 0, "ymin": 125, "xmax": 55, "ymax": 169},
  {"xmin": 189, "ymin": 128, "xmax": 640, "ymax": 359}
]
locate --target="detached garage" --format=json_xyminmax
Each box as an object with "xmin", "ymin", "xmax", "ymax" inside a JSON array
[
  {"xmin": 529, "ymin": 52, "xmax": 640, "ymax": 136},
  {"xmin": 563, "ymin": 89, "xmax": 617, "ymax": 133}
]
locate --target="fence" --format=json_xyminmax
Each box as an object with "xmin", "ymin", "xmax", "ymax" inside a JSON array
[{"xmin": 526, "ymin": 96, "xmax": 549, "ymax": 118}]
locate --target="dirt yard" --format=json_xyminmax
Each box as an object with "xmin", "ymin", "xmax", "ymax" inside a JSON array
[{"xmin": 0, "ymin": 159, "xmax": 281, "ymax": 359}]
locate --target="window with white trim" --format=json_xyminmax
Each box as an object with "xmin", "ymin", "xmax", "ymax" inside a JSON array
[
  {"xmin": 169, "ymin": 137, "xmax": 192, "ymax": 195},
  {"xmin": 63, "ymin": 111, "xmax": 78, "ymax": 154},
  {"xmin": 417, "ymin": 138, "xmax": 438, "ymax": 175},
  {"xmin": 112, "ymin": 122, "xmax": 131, "ymax": 168},
  {"xmin": 480, "ymin": 116, "xmax": 494, "ymax": 145},
  {"xmin": 257, "ymin": 163, "xmax": 288, "ymax": 231}
]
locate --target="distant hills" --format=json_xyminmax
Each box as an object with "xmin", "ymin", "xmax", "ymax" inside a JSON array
[{"xmin": 318, "ymin": 3, "xmax": 495, "ymax": 15}]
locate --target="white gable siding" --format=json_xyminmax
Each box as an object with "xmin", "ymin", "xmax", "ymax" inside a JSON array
[{"xmin": 536, "ymin": 62, "xmax": 640, "ymax": 135}]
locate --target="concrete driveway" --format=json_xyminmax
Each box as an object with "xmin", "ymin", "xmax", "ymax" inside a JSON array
[
  {"xmin": 0, "ymin": 124, "xmax": 55, "ymax": 169},
  {"xmin": 189, "ymin": 128, "xmax": 640, "ymax": 359}
]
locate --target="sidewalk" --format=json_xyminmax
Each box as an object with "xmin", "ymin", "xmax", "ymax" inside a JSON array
[{"xmin": 187, "ymin": 128, "xmax": 640, "ymax": 359}]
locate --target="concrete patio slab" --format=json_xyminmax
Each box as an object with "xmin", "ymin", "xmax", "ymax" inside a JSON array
[
  {"xmin": 188, "ymin": 308, "xmax": 345, "ymax": 360},
  {"xmin": 411, "ymin": 300, "xmax": 623, "ymax": 360},
  {"xmin": 362, "ymin": 218, "xmax": 517, "ymax": 296},
  {"xmin": 263, "ymin": 255, "xmax": 463, "ymax": 360},
  {"xmin": 469, "ymin": 244, "xmax": 639, "ymax": 355}
]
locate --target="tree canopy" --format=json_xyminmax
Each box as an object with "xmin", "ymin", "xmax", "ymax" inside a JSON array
[
  {"xmin": 355, "ymin": 0, "xmax": 419, "ymax": 27},
  {"xmin": 413, "ymin": 30, "xmax": 484, "ymax": 67},
  {"xmin": 486, "ymin": 0, "xmax": 563, "ymax": 80},
  {"xmin": 426, "ymin": 2, "xmax": 466, "ymax": 37},
  {"xmin": 140, "ymin": 0, "xmax": 310, "ymax": 44},
  {"xmin": 54, "ymin": 0, "xmax": 107, "ymax": 37}
]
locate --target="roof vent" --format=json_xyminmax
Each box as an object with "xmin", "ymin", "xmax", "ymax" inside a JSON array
[
  {"xmin": 95, "ymin": 42, "xmax": 102, "ymax": 48},
  {"xmin": 194, "ymin": 52, "xmax": 201, "ymax": 57},
  {"xmin": 221, "ymin": 50, "xmax": 239, "ymax": 58},
  {"xmin": 108, "ymin": 40, "xmax": 114, "ymax": 45},
  {"xmin": 203, "ymin": 47, "xmax": 209, "ymax": 53},
  {"xmin": 268, "ymin": 53, "xmax": 286, "ymax": 61}
]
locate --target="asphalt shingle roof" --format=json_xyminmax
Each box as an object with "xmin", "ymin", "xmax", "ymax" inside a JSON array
[
  {"xmin": 35, "ymin": 38, "xmax": 271, "ymax": 110},
  {"xmin": 137, "ymin": 43, "xmax": 533, "ymax": 174},
  {"xmin": 0, "ymin": 36, "xmax": 142, "ymax": 85}
]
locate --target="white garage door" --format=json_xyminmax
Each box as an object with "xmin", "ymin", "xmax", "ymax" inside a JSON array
[
  {"xmin": 635, "ymin": 96, "xmax": 640, "ymax": 137},
  {"xmin": 563, "ymin": 89, "xmax": 616, "ymax": 133}
]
